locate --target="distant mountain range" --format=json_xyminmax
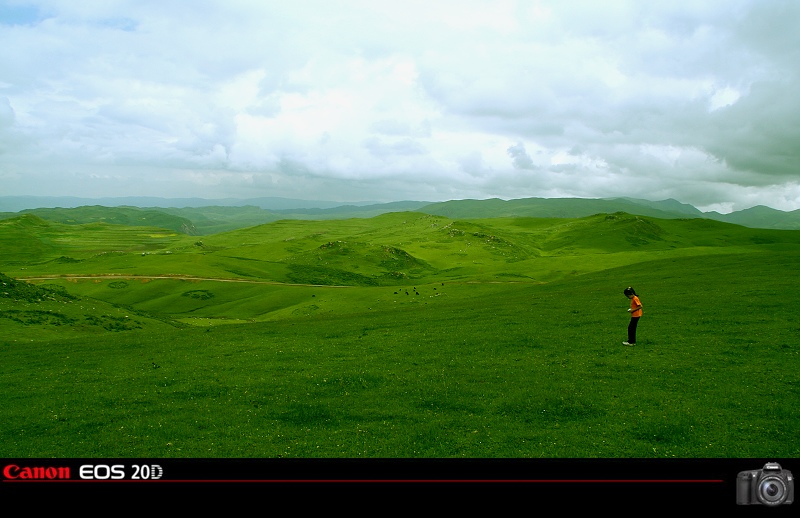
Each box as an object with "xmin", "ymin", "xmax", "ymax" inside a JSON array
[
  {"xmin": 1, "ymin": 195, "xmax": 799, "ymax": 232},
  {"xmin": 0, "ymin": 195, "xmax": 371, "ymax": 212},
  {"xmin": 419, "ymin": 197, "xmax": 800, "ymax": 230}
]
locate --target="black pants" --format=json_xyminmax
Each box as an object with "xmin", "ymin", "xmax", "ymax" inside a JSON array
[{"xmin": 628, "ymin": 317, "xmax": 640, "ymax": 344}]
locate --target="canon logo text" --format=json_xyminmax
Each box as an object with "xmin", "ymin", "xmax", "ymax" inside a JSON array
[{"xmin": 3, "ymin": 464, "xmax": 71, "ymax": 480}]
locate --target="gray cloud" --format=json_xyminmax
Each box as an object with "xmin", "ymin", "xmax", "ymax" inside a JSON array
[{"xmin": 507, "ymin": 142, "xmax": 535, "ymax": 170}]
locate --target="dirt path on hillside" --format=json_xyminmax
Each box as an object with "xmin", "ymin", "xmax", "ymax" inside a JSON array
[{"xmin": 18, "ymin": 274, "xmax": 354, "ymax": 288}]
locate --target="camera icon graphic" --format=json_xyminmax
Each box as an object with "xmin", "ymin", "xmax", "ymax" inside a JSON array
[{"xmin": 736, "ymin": 463, "xmax": 794, "ymax": 506}]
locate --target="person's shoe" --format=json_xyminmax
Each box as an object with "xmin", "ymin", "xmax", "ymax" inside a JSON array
[{"xmin": 622, "ymin": 342, "xmax": 635, "ymax": 346}]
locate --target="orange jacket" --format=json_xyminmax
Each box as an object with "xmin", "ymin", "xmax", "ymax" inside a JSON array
[{"xmin": 630, "ymin": 296, "xmax": 643, "ymax": 317}]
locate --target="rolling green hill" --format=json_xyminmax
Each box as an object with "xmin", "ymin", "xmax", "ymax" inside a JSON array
[
  {"xmin": 3, "ymin": 209, "xmax": 798, "ymax": 324},
  {"xmin": 0, "ymin": 204, "xmax": 266, "ymax": 236},
  {"xmin": 156, "ymin": 205, "xmax": 282, "ymax": 234},
  {"xmin": 0, "ymin": 271, "xmax": 179, "ymax": 342},
  {"xmin": 0, "ymin": 213, "xmax": 190, "ymax": 270},
  {"xmin": 11, "ymin": 205, "xmax": 199, "ymax": 235},
  {"xmin": 1, "ymin": 208, "xmax": 798, "ymax": 459}
]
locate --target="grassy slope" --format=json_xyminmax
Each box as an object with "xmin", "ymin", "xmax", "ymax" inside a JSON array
[
  {"xmin": 1, "ymin": 210, "xmax": 799, "ymax": 458},
  {"xmin": 10, "ymin": 206, "xmax": 200, "ymax": 235},
  {"xmin": 0, "ymin": 272, "xmax": 180, "ymax": 342},
  {"xmin": 0, "ymin": 214, "xmax": 187, "ymax": 264},
  {"xmin": 157, "ymin": 205, "xmax": 282, "ymax": 235}
]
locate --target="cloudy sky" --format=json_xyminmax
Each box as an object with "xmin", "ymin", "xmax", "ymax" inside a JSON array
[{"xmin": 1, "ymin": 0, "xmax": 799, "ymax": 211}]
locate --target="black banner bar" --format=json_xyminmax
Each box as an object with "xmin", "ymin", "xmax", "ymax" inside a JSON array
[{"xmin": 2, "ymin": 458, "xmax": 796, "ymax": 511}]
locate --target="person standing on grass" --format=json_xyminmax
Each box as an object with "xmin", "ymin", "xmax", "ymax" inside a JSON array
[{"xmin": 623, "ymin": 287, "xmax": 642, "ymax": 346}]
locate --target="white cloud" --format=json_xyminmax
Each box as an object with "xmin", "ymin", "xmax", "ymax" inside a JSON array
[{"xmin": 708, "ymin": 86, "xmax": 742, "ymax": 111}]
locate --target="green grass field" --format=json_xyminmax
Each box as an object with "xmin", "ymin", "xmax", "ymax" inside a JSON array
[{"xmin": 1, "ymin": 210, "xmax": 798, "ymax": 458}]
